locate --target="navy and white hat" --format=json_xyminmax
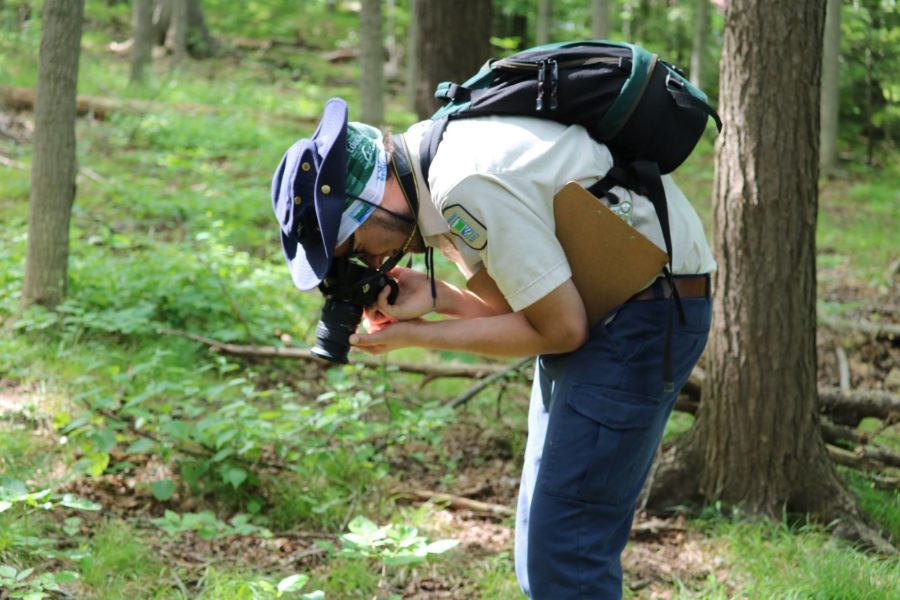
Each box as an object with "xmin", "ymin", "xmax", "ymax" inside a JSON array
[{"xmin": 271, "ymin": 98, "xmax": 388, "ymax": 290}]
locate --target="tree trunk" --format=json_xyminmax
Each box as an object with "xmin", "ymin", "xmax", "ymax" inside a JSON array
[
  {"xmin": 592, "ymin": 0, "xmax": 610, "ymax": 40},
  {"xmin": 819, "ymin": 0, "xmax": 841, "ymax": 176},
  {"xmin": 22, "ymin": 0, "xmax": 85, "ymax": 309},
  {"xmin": 689, "ymin": 0, "xmax": 709, "ymax": 88},
  {"xmin": 167, "ymin": 0, "xmax": 188, "ymax": 67},
  {"xmin": 130, "ymin": 0, "xmax": 153, "ymax": 84},
  {"xmin": 359, "ymin": 0, "xmax": 385, "ymax": 124},
  {"xmin": 405, "ymin": 0, "xmax": 419, "ymax": 111},
  {"xmin": 536, "ymin": 0, "xmax": 552, "ymax": 45},
  {"xmin": 384, "ymin": 0, "xmax": 400, "ymax": 80},
  {"xmin": 413, "ymin": 0, "xmax": 492, "ymax": 119},
  {"xmin": 646, "ymin": 0, "xmax": 894, "ymax": 552},
  {"xmin": 185, "ymin": 0, "xmax": 216, "ymax": 58}
]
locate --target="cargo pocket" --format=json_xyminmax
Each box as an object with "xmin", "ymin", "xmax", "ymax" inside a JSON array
[{"xmin": 539, "ymin": 384, "xmax": 663, "ymax": 506}]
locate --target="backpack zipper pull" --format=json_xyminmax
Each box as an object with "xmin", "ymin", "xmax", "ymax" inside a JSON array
[
  {"xmin": 548, "ymin": 59, "xmax": 559, "ymax": 110},
  {"xmin": 536, "ymin": 59, "xmax": 546, "ymax": 111}
]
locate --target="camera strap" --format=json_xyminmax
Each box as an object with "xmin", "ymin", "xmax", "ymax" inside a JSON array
[{"xmin": 384, "ymin": 134, "xmax": 437, "ymax": 307}]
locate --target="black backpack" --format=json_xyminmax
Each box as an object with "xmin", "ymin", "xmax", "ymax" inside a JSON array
[{"xmin": 413, "ymin": 40, "xmax": 722, "ymax": 390}]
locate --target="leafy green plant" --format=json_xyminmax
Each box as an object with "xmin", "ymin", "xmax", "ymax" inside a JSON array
[
  {"xmin": 195, "ymin": 567, "xmax": 325, "ymax": 600},
  {"xmin": 337, "ymin": 515, "xmax": 459, "ymax": 567},
  {"xmin": 0, "ymin": 565, "xmax": 79, "ymax": 600},
  {"xmin": 151, "ymin": 510, "xmax": 271, "ymax": 540}
]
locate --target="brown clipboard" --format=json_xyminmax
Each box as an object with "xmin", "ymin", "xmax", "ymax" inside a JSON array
[{"xmin": 554, "ymin": 181, "xmax": 669, "ymax": 324}]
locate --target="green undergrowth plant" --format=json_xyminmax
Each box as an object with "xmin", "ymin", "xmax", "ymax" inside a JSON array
[{"xmin": 194, "ymin": 567, "xmax": 324, "ymax": 600}]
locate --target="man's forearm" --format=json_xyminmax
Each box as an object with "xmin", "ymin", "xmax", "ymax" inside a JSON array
[
  {"xmin": 395, "ymin": 312, "xmax": 576, "ymax": 357},
  {"xmin": 434, "ymin": 279, "xmax": 505, "ymax": 319}
]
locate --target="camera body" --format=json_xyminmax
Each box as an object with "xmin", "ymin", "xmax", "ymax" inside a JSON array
[{"xmin": 311, "ymin": 258, "xmax": 399, "ymax": 364}]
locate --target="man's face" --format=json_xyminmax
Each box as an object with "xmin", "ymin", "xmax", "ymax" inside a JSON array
[{"xmin": 333, "ymin": 177, "xmax": 420, "ymax": 269}]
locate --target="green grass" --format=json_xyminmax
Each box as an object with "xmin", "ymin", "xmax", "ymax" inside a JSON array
[
  {"xmin": 718, "ymin": 519, "xmax": 899, "ymax": 599},
  {"xmin": 79, "ymin": 520, "xmax": 166, "ymax": 599}
]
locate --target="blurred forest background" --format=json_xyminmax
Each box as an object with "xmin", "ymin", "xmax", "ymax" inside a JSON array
[{"xmin": 0, "ymin": 0, "xmax": 898, "ymax": 598}]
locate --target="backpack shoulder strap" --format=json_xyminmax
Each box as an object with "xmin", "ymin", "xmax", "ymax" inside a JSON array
[{"xmin": 418, "ymin": 116, "xmax": 450, "ymax": 188}]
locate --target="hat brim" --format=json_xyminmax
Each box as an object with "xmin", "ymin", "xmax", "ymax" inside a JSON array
[{"xmin": 276, "ymin": 98, "xmax": 349, "ymax": 290}]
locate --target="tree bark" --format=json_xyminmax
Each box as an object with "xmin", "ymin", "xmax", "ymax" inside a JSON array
[
  {"xmin": 130, "ymin": 0, "xmax": 153, "ymax": 84},
  {"xmin": 536, "ymin": 0, "xmax": 552, "ymax": 45},
  {"xmin": 405, "ymin": 0, "xmax": 419, "ymax": 111},
  {"xmin": 647, "ymin": 0, "xmax": 894, "ymax": 552},
  {"xmin": 412, "ymin": 0, "xmax": 492, "ymax": 119},
  {"xmin": 689, "ymin": 0, "xmax": 709, "ymax": 88},
  {"xmin": 22, "ymin": 0, "xmax": 85, "ymax": 309},
  {"xmin": 819, "ymin": 0, "xmax": 841, "ymax": 176},
  {"xmin": 592, "ymin": 0, "xmax": 610, "ymax": 40},
  {"xmin": 167, "ymin": 0, "xmax": 188, "ymax": 67},
  {"xmin": 359, "ymin": 0, "xmax": 385, "ymax": 124}
]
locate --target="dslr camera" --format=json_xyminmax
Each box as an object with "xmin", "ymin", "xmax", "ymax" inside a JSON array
[{"xmin": 311, "ymin": 258, "xmax": 398, "ymax": 364}]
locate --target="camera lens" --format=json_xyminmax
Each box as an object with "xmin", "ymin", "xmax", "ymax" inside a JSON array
[{"xmin": 311, "ymin": 297, "xmax": 364, "ymax": 364}]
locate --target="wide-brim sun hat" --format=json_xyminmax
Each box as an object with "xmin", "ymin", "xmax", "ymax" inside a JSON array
[
  {"xmin": 271, "ymin": 98, "xmax": 348, "ymax": 290},
  {"xmin": 271, "ymin": 98, "xmax": 389, "ymax": 291}
]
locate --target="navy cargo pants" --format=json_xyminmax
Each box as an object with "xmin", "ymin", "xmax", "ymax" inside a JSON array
[{"xmin": 514, "ymin": 284, "xmax": 712, "ymax": 599}]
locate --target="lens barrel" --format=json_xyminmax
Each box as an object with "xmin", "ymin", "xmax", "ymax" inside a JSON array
[{"xmin": 311, "ymin": 297, "xmax": 364, "ymax": 364}]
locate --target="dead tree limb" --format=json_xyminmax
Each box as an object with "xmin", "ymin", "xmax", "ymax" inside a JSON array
[
  {"xmin": 447, "ymin": 357, "xmax": 532, "ymax": 408},
  {"xmin": 398, "ymin": 489, "xmax": 514, "ymax": 517},
  {"xmin": 158, "ymin": 327, "xmax": 510, "ymax": 379},
  {"xmin": 0, "ymin": 85, "xmax": 319, "ymax": 127},
  {"xmin": 819, "ymin": 387, "xmax": 900, "ymax": 423},
  {"xmin": 819, "ymin": 314, "xmax": 900, "ymax": 338}
]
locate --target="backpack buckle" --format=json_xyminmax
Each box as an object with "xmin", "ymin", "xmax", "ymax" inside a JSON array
[{"xmin": 665, "ymin": 72, "xmax": 685, "ymax": 90}]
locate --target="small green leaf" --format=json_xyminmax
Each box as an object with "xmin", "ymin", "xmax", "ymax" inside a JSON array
[
  {"xmin": 301, "ymin": 592, "xmax": 325, "ymax": 600},
  {"xmin": 0, "ymin": 501, "xmax": 11, "ymax": 513},
  {"xmin": 223, "ymin": 467, "xmax": 247, "ymax": 489},
  {"xmin": 125, "ymin": 438, "xmax": 155, "ymax": 454},
  {"xmin": 59, "ymin": 494, "xmax": 102, "ymax": 512},
  {"xmin": 151, "ymin": 479, "xmax": 176, "ymax": 501},
  {"xmin": 0, "ymin": 565, "xmax": 17, "ymax": 578},
  {"xmin": 277, "ymin": 573, "xmax": 309, "ymax": 593},
  {"xmin": 53, "ymin": 571, "xmax": 80, "ymax": 583}
]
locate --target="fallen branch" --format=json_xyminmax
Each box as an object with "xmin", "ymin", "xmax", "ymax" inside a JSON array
[
  {"xmin": 399, "ymin": 489, "xmax": 514, "ymax": 517},
  {"xmin": 447, "ymin": 357, "xmax": 532, "ymax": 408},
  {"xmin": 835, "ymin": 346, "xmax": 851, "ymax": 392},
  {"xmin": 819, "ymin": 387, "xmax": 900, "ymax": 422},
  {"xmin": 158, "ymin": 327, "xmax": 511, "ymax": 379},
  {"xmin": 0, "ymin": 85, "xmax": 319, "ymax": 127},
  {"xmin": 819, "ymin": 314, "xmax": 900, "ymax": 338},
  {"xmin": 825, "ymin": 445, "xmax": 899, "ymax": 478},
  {"xmin": 821, "ymin": 424, "xmax": 900, "ymax": 469}
]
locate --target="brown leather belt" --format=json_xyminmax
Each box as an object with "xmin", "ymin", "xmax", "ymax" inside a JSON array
[{"xmin": 629, "ymin": 274, "xmax": 709, "ymax": 302}]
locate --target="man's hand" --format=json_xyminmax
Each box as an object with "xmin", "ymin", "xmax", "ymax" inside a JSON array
[
  {"xmin": 351, "ymin": 319, "xmax": 421, "ymax": 354},
  {"xmin": 374, "ymin": 266, "xmax": 436, "ymax": 321}
]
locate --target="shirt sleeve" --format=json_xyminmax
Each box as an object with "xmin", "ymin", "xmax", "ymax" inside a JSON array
[{"xmin": 438, "ymin": 173, "xmax": 572, "ymax": 312}]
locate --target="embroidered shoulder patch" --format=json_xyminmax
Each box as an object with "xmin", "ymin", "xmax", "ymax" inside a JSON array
[{"xmin": 442, "ymin": 204, "xmax": 487, "ymax": 251}]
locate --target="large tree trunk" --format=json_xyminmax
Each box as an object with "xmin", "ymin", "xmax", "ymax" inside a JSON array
[
  {"xmin": 167, "ymin": 0, "xmax": 188, "ymax": 67},
  {"xmin": 689, "ymin": 0, "xmax": 709, "ymax": 88},
  {"xmin": 592, "ymin": 0, "xmax": 610, "ymax": 40},
  {"xmin": 536, "ymin": 0, "xmax": 552, "ymax": 45},
  {"xmin": 412, "ymin": 0, "xmax": 492, "ymax": 119},
  {"xmin": 819, "ymin": 0, "xmax": 841, "ymax": 176},
  {"xmin": 646, "ymin": 0, "xmax": 894, "ymax": 552},
  {"xmin": 359, "ymin": 0, "xmax": 384, "ymax": 124},
  {"xmin": 130, "ymin": 0, "xmax": 153, "ymax": 84},
  {"xmin": 405, "ymin": 0, "xmax": 419, "ymax": 111},
  {"xmin": 153, "ymin": 0, "xmax": 216, "ymax": 59},
  {"xmin": 22, "ymin": 0, "xmax": 85, "ymax": 309}
]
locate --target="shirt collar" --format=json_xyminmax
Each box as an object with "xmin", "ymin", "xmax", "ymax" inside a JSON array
[{"xmin": 401, "ymin": 121, "xmax": 448, "ymax": 238}]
